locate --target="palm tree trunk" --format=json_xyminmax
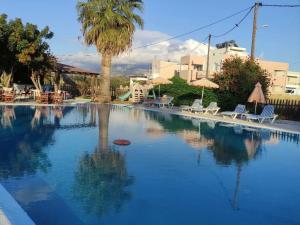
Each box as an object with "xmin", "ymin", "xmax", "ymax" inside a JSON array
[{"xmin": 99, "ymin": 53, "xmax": 112, "ymax": 103}]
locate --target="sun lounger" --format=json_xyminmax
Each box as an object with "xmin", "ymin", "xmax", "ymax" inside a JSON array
[
  {"xmin": 221, "ymin": 104, "xmax": 246, "ymax": 119},
  {"xmin": 154, "ymin": 96, "xmax": 174, "ymax": 108},
  {"xmin": 191, "ymin": 105, "xmax": 204, "ymax": 113},
  {"xmin": 191, "ymin": 102, "xmax": 219, "ymax": 115},
  {"xmin": 181, "ymin": 99, "xmax": 202, "ymax": 112},
  {"xmin": 203, "ymin": 102, "xmax": 220, "ymax": 115},
  {"xmin": 246, "ymin": 105, "xmax": 278, "ymax": 124}
]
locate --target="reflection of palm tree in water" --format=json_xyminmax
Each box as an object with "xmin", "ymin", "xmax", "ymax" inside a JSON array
[
  {"xmin": 73, "ymin": 105, "xmax": 133, "ymax": 216},
  {"xmin": 98, "ymin": 104, "xmax": 110, "ymax": 151}
]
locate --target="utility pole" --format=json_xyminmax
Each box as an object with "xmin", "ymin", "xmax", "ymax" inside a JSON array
[
  {"xmin": 205, "ymin": 34, "xmax": 212, "ymax": 78},
  {"xmin": 250, "ymin": 2, "xmax": 262, "ymax": 62}
]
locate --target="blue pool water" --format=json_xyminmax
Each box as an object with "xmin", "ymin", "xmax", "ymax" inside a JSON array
[{"xmin": 0, "ymin": 105, "xmax": 300, "ymax": 225}]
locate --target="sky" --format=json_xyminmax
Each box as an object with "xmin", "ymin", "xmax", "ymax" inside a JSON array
[{"xmin": 1, "ymin": 0, "xmax": 300, "ymax": 73}]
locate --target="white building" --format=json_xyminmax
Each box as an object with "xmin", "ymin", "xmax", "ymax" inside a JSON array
[
  {"xmin": 286, "ymin": 71, "xmax": 300, "ymax": 95},
  {"xmin": 208, "ymin": 45, "xmax": 248, "ymax": 74},
  {"xmin": 150, "ymin": 41, "xmax": 298, "ymax": 95},
  {"xmin": 151, "ymin": 59, "xmax": 180, "ymax": 80}
]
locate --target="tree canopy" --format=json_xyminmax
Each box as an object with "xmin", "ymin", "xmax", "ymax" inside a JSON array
[
  {"xmin": 213, "ymin": 57, "xmax": 270, "ymax": 110},
  {"xmin": 77, "ymin": 0, "xmax": 144, "ymax": 56},
  {"xmin": 77, "ymin": 0, "xmax": 144, "ymax": 102},
  {"xmin": 0, "ymin": 14, "xmax": 54, "ymax": 85}
]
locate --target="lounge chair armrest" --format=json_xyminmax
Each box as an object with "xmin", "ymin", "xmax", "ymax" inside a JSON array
[{"xmin": 271, "ymin": 114, "xmax": 278, "ymax": 123}]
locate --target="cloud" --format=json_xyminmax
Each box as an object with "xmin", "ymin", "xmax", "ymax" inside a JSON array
[{"xmin": 57, "ymin": 30, "xmax": 210, "ymax": 74}]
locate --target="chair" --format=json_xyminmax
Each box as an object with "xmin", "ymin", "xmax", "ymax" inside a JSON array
[
  {"xmin": 246, "ymin": 105, "xmax": 278, "ymax": 124},
  {"xmin": 221, "ymin": 104, "xmax": 246, "ymax": 119},
  {"xmin": 3, "ymin": 94, "xmax": 15, "ymax": 103},
  {"xmin": 2, "ymin": 89, "xmax": 15, "ymax": 103},
  {"xmin": 154, "ymin": 96, "xmax": 174, "ymax": 108},
  {"xmin": 203, "ymin": 102, "xmax": 220, "ymax": 115},
  {"xmin": 0, "ymin": 89, "xmax": 3, "ymax": 102},
  {"xmin": 53, "ymin": 93, "xmax": 63, "ymax": 104},
  {"xmin": 37, "ymin": 93, "xmax": 50, "ymax": 104},
  {"xmin": 181, "ymin": 99, "xmax": 202, "ymax": 112}
]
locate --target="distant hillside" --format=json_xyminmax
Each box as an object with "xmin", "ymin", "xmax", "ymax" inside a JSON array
[{"xmin": 59, "ymin": 61, "xmax": 150, "ymax": 76}]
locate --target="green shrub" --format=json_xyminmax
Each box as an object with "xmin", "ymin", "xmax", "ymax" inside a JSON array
[
  {"xmin": 110, "ymin": 76, "xmax": 130, "ymax": 89},
  {"xmin": 155, "ymin": 76, "xmax": 218, "ymax": 107}
]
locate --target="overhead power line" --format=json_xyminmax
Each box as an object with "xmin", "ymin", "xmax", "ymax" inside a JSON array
[
  {"xmin": 211, "ymin": 5, "xmax": 254, "ymax": 38},
  {"xmin": 188, "ymin": 35, "xmax": 210, "ymax": 54},
  {"xmin": 261, "ymin": 4, "xmax": 300, "ymax": 7},
  {"xmin": 133, "ymin": 5, "xmax": 254, "ymax": 50}
]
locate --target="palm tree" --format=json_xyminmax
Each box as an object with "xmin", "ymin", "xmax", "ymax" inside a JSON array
[{"xmin": 77, "ymin": 0, "xmax": 144, "ymax": 103}]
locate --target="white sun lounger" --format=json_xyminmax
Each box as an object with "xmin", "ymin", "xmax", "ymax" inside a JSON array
[
  {"xmin": 181, "ymin": 99, "xmax": 202, "ymax": 112},
  {"xmin": 154, "ymin": 96, "xmax": 174, "ymax": 108},
  {"xmin": 246, "ymin": 105, "xmax": 278, "ymax": 124},
  {"xmin": 221, "ymin": 104, "xmax": 246, "ymax": 119},
  {"xmin": 192, "ymin": 102, "xmax": 220, "ymax": 115}
]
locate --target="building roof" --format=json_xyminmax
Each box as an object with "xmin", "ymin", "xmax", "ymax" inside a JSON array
[
  {"xmin": 57, "ymin": 63, "xmax": 99, "ymax": 76},
  {"xmin": 129, "ymin": 75, "xmax": 148, "ymax": 78}
]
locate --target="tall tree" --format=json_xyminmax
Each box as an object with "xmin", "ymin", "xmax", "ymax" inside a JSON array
[
  {"xmin": 213, "ymin": 57, "xmax": 270, "ymax": 110},
  {"xmin": 0, "ymin": 14, "xmax": 54, "ymax": 88},
  {"xmin": 77, "ymin": 0, "xmax": 144, "ymax": 102},
  {"xmin": 15, "ymin": 23, "xmax": 54, "ymax": 92}
]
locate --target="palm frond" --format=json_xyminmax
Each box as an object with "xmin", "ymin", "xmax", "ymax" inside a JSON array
[{"xmin": 77, "ymin": 0, "xmax": 144, "ymax": 56}]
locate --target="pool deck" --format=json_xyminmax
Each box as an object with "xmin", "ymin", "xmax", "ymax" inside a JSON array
[{"xmin": 135, "ymin": 105, "xmax": 300, "ymax": 135}]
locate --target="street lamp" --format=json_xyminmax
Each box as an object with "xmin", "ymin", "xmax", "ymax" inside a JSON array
[{"xmin": 258, "ymin": 24, "xmax": 269, "ymax": 29}]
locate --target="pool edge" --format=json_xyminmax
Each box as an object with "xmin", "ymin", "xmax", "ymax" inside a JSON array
[{"xmin": 0, "ymin": 184, "xmax": 35, "ymax": 225}]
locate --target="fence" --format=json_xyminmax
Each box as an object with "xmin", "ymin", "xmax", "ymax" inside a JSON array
[
  {"xmin": 266, "ymin": 99, "xmax": 300, "ymax": 121},
  {"xmin": 271, "ymin": 131, "xmax": 300, "ymax": 144}
]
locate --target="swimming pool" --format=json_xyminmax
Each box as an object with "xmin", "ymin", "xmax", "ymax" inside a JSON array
[{"xmin": 0, "ymin": 105, "xmax": 299, "ymax": 225}]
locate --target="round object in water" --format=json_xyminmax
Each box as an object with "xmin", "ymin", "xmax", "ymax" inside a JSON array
[{"xmin": 113, "ymin": 139, "xmax": 131, "ymax": 146}]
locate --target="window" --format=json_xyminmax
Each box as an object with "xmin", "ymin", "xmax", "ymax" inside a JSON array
[
  {"xmin": 193, "ymin": 64, "xmax": 203, "ymax": 71},
  {"xmin": 274, "ymin": 70, "xmax": 285, "ymax": 77}
]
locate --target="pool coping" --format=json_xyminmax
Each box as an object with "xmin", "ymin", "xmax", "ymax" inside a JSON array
[{"xmin": 0, "ymin": 184, "xmax": 35, "ymax": 225}]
